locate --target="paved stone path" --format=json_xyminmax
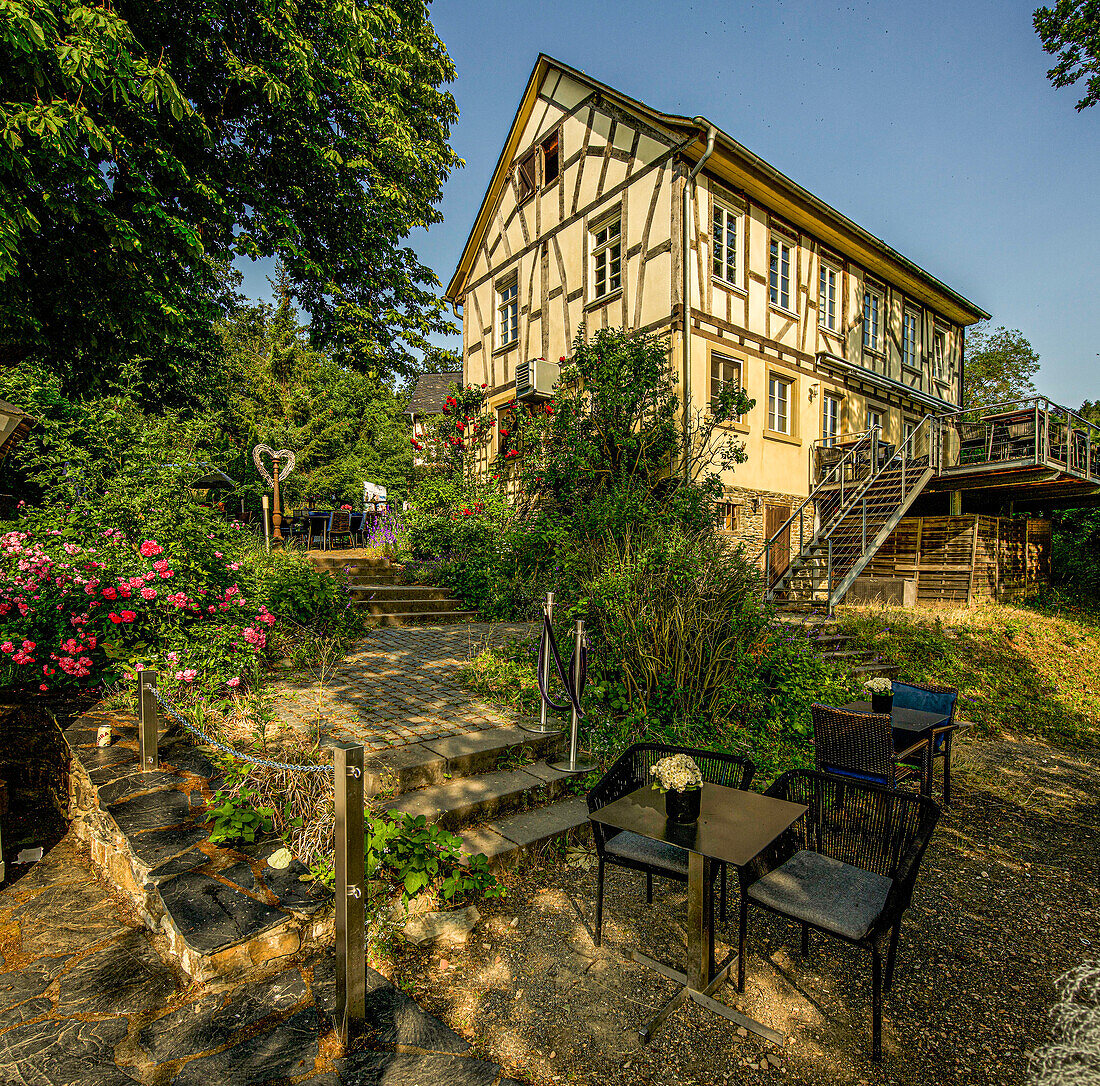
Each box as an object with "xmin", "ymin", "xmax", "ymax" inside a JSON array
[
  {"xmin": 0, "ymin": 832, "xmax": 526, "ymax": 1085},
  {"xmin": 271, "ymin": 623, "xmax": 537, "ymax": 752}
]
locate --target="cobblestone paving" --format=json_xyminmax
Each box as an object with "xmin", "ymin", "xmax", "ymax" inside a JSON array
[
  {"xmin": 271, "ymin": 623, "xmax": 538, "ymax": 753},
  {"xmin": 0, "ymin": 833, "xmax": 525, "ymax": 1085}
]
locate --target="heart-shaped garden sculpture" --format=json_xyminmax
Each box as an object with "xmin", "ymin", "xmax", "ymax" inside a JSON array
[{"xmin": 252, "ymin": 444, "xmax": 296, "ymax": 486}]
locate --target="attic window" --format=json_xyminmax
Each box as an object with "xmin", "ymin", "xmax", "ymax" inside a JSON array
[
  {"xmin": 542, "ymin": 132, "xmax": 560, "ymax": 184},
  {"xmin": 517, "ymin": 149, "xmax": 537, "ymax": 202}
]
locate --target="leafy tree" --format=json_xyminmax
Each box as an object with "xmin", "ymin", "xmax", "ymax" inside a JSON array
[
  {"xmin": 1034, "ymin": 0, "xmax": 1100, "ymax": 111},
  {"xmin": 507, "ymin": 328, "xmax": 754, "ymax": 531},
  {"xmin": 217, "ymin": 284, "xmax": 414, "ymax": 507},
  {"xmin": 962, "ymin": 323, "xmax": 1041, "ymax": 410},
  {"xmin": 0, "ymin": 0, "xmax": 460, "ymax": 404}
]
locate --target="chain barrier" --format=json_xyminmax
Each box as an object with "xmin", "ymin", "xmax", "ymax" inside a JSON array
[{"xmin": 150, "ymin": 686, "xmax": 334, "ymax": 775}]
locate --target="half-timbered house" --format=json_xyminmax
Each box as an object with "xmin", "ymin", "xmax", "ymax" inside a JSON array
[{"xmin": 445, "ymin": 56, "xmax": 1098, "ymax": 610}]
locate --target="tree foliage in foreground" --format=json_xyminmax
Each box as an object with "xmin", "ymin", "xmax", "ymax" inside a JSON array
[
  {"xmin": 1034, "ymin": 0, "xmax": 1100, "ymax": 111},
  {"xmin": 962, "ymin": 322, "xmax": 1041, "ymax": 410},
  {"xmin": 0, "ymin": 0, "xmax": 459, "ymax": 404}
]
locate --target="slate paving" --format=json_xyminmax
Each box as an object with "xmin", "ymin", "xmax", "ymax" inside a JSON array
[
  {"xmin": 271, "ymin": 622, "xmax": 537, "ymax": 752},
  {"xmin": 0, "ymin": 832, "xmax": 528, "ymax": 1084}
]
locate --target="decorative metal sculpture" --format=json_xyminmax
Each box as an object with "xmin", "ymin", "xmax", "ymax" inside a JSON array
[{"xmin": 252, "ymin": 445, "xmax": 296, "ymax": 543}]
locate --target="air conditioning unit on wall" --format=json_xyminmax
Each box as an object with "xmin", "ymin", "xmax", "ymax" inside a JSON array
[{"xmin": 515, "ymin": 357, "xmax": 559, "ymax": 401}]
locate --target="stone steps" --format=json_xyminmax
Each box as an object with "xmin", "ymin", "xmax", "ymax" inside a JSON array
[{"xmin": 367, "ymin": 723, "xmax": 590, "ymax": 869}]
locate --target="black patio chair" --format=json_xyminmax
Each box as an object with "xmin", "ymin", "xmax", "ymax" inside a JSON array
[
  {"xmin": 737, "ymin": 769, "xmax": 940, "ymax": 1060},
  {"xmin": 892, "ymin": 680, "xmax": 965, "ymax": 806},
  {"xmin": 586, "ymin": 743, "xmax": 754, "ymax": 945},
  {"xmin": 811, "ymin": 703, "xmax": 930, "ymax": 794}
]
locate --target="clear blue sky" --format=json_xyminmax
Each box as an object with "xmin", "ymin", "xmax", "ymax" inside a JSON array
[{"xmin": 237, "ymin": 0, "xmax": 1099, "ymax": 406}]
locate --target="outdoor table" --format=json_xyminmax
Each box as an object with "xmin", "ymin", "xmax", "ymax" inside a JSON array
[
  {"xmin": 841, "ymin": 700, "xmax": 947, "ymax": 741},
  {"xmin": 302, "ymin": 510, "xmax": 332, "ymax": 548},
  {"xmin": 590, "ymin": 783, "xmax": 806, "ymax": 1044}
]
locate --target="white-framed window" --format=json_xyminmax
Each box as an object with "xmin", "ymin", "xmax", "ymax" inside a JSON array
[
  {"xmin": 903, "ymin": 307, "xmax": 921, "ymax": 369},
  {"xmin": 710, "ymin": 354, "xmax": 743, "ymax": 420},
  {"xmin": 716, "ymin": 501, "xmax": 740, "ymax": 534},
  {"xmin": 712, "ymin": 201, "xmax": 741, "ymax": 286},
  {"xmin": 769, "ymin": 234, "xmax": 793, "ymax": 311},
  {"xmin": 591, "ymin": 215, "xmax": 622, "ymax": 300},
  {"xmin": 822, "ymin": 393, "xmax": 841, "ymax": 445},
  {"xmin": 932, "ymin": 327, "xmax": 948, "ymax": 381},
  {"xmin": 903, "ymin": 418, "xmax": 918, "ymax": 447},
  {"xmin": 866, "ymin": 406, "xmax": 884, "ymax": 434},
  {"xmin": 818, "ymin": 261, "xmax": 840, "ymax": 332},
  {"xmin": 863, "ymin": 286, "xmax": 883, "ymax": 353},
  {"xmin": 496, "ymin": 275, "xmax": 518, "ymax": 349},
  {"xmin": 768, "ymin": 374, "xmax": 793, "ymax": 434}
]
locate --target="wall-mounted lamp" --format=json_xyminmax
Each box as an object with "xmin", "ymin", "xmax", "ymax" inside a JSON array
[
  {"xmin": 750, "ymin": 495, "xmax": 762, "ymax": 514},
  {"xmin": 808, "ymin": 382, "xmax": 820, "ymax": 402}
]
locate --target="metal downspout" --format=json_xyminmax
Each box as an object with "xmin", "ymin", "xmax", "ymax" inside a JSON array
[{"xmin": 682, "ymin": 120, "xmax": 717, "ymax": 484}]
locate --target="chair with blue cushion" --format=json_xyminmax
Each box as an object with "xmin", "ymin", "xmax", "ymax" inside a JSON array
[
  {"xmin": 891, "ymin": 680, "xmax": 963, "ymax": 805},
  {"xmin": 811, "ymin": 703, "xmax": 930, "ymax": 793},
  {"xmin": 586, "ymin": 743, "xmax": 755, "ymax": 946},
  {"xmin": 737, "ymin": 769, "xmax": 940, "ymax": 1060}
]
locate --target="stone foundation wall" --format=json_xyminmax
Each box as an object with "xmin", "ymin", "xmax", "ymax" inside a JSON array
[
  {"xmin": 716, "ymin": 484, "xmax": 811, "ymax": 567},
  {"xmin": 65, "ymin": 705, "xmax": 334, "ymax": 983}
]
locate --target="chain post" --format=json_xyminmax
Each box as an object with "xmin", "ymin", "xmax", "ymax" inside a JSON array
[
  {"xmin": 548, "ymin": 619, "xmax": 595, "ymax": 775},
  {"xmin": 137, "ymin": 668, "xmax": 159, "ymax": 771},
  {"xmin": 335, "ymin": 743, "xmax": 365, "ymax": 1046},
  {"xmin": 522, "ymin": 591, "xmax": 559, "ymax": 735}
]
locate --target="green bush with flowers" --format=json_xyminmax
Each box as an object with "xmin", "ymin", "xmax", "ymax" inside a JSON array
[{"xmin": 0, "ymin": 502, "xmax": 359, "ymax": 700}]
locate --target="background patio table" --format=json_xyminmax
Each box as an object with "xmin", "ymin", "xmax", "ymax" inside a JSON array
[
  {"xmin": 841, "ymin": 701, "xmax": 947, "ymax": 739},
  {"xmin": 590, "ymin": 782, "xmax": 806, "ymax": 1043}
]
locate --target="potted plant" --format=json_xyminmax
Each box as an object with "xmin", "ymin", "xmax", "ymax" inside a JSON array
[
  {"xmin": 864, "ymin": 677, "xmax": 894, "ymax": 714},
  {"xmin": 650, "ymin": 753, "xmax": 704, "ymax": 824}
]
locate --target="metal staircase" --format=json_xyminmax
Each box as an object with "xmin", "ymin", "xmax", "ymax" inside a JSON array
[{"xmin": 762, "ymin": 416, "xmax": 936, "ymax": 613}]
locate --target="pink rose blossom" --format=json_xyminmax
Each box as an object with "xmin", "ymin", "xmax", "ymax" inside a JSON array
[
  {"xmin": 22, "ymin": 640, "xmax": 34, "ymax": 651},
  {"xmin": 108, "ymin": 612, "xmax": 122, "ymax": 624},
  {"xmin": 141, "ymin": 587, "xmax": 157, "ymax": 600},
  {"xmin": 139, "ymin": 540, "xmax": 163, "ymax": 557},
  {"xmin": 1, "ymin": 642, "xmax": 14, "ymax": 653},
  {"xmin": 120, "ymin": 611, "xmax": 136, "ymax": 623},
  {"xmin": 226, "ymin": 677, "xmax": 240, "ymax": 688},
  {"xmin": 174, "ymin": 669, "xmax": 198, "ymax": 683},
  {"xmin": 101, "ymin": 587, "xmax": 117, "ymax": 600}
]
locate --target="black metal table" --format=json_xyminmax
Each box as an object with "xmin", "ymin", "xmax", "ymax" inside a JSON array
[
  {"xmin": 841, "ymin": 701, "xmax": 947, "ymax": 738},
  {"xmin": 590, "ymin": 783, "xmax": 806, "ymax": 1044}
]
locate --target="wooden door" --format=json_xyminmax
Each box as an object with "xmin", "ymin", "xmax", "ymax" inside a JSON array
[{"xmin": 765, "ymin": 503, "xmax": 791, "ymax": 583}]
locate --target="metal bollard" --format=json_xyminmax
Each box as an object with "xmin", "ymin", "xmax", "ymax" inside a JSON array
[
  {"xmin": 334, "ymin": 743, "xmax": 366, "ymax": 1046},
  {"xmin": 522, "ymin": 591, "xmax": 560, "ymax": 735},
  {"xmin": 548, "ymin": 619, "xmax": 596, "ymax": 775},
  {"xmin": 137, "ymin": 668, "xmax": 159, "ymax": 771}
]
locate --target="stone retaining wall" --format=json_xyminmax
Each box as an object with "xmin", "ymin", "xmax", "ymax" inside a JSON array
[{"xmin": 65, "ymin": 704, "xmax": 334, "ymax": 982}]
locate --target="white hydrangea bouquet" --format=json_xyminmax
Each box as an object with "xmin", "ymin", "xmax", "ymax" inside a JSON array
[
  {"xmin": 649, "ymin": 753, "xmax": 703, "ymax": 794},
  {"xmin": 863, "ymin": 677, "xmax": 893, "ymax": 696}
]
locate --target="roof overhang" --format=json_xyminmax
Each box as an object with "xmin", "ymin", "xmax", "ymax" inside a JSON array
[
  {"xmin": 445, "ymin": 55, "xmax": 989, "ymax": 328},
  {"xmin": 816, "ymin": 352, "xmax": 959, "ymax": 414},
  {"xmin": 0, "ymin": 399, "xmax": 36, "ymax": 463}
]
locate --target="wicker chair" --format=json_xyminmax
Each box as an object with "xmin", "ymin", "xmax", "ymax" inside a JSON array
[
  {"xmin": 811, "ymin": 703, "xmax": 930, "ymax": 793},
  {"xmin": 586, "ymin": 743, "xmax": 754, "ymax": 945},
  {"xmin": 737, "ymin": 769, "xmax": 940, "ymax": 1060},
  {"xmin": 892, "ymin": 680, "xmax": 964, "ymax": 805},
  {"xmin": 327, "ymin": 508, "xmax": 353, "ymax": 550}
]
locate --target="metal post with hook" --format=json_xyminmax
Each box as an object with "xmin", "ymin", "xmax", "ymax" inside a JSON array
[
  {"xmin": 334, "ymin": 743, "xmax": 365, "ymax": 1046},
  {"xmin": 137, "ymin": 668, "xmax": 159, "ymax": 771},
  {"xmin": 548, "ymin": 618, "xmax": 595, "ymax": 775}
]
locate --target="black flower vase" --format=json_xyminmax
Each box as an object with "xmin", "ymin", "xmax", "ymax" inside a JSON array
[
  {"xmin": 665, "ymin": 787, "xmax": 701, "ymax": 824},
  {"xmin": 871, "ymin": 693, "xmax": 893, "ymax": 714}
]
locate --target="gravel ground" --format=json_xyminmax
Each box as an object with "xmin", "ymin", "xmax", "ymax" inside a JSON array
[{"xmin": 385, "ymin": 735, "xmax": 1100, "ymax": 1085}]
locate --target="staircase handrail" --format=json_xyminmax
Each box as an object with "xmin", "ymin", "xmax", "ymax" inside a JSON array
[
  {"xmin": 817, "ymin": 414, "xmax": 934, "ymax": 549},
  {"xmin": 819, "ymin": 414, "xmax": 936, "ymax": 612},
  {"xmin": 757, "ymin": 428, "xmax": 880, "ymax": 587}
]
